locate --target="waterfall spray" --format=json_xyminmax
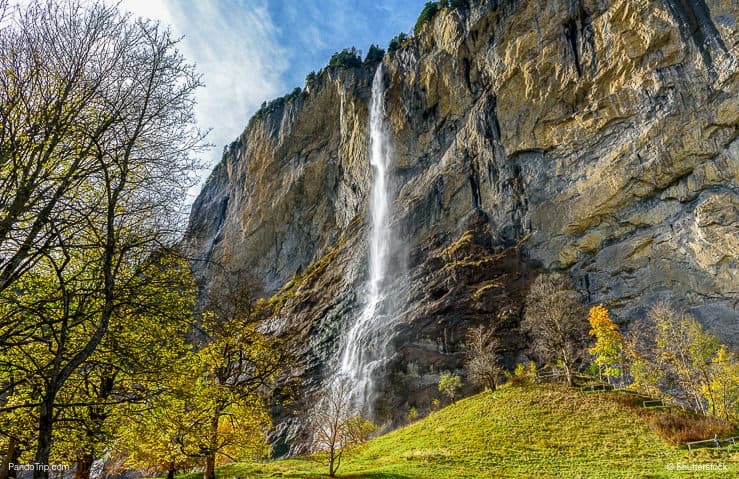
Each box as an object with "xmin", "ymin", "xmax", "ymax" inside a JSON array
[{"xmin": 338, "ymin": 65, "xmax": 394, "ymax": 412}]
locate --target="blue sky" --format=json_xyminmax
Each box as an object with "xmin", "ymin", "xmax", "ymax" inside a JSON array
[{"xmin": 118, "ymin": 0, "xmax": 428, "ymax": 198}]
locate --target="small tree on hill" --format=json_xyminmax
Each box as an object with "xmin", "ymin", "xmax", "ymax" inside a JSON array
[
  {"xmin": 465, "ymin": 325, "xmax": 503, "ymax": 391},
  {"xmin": 438, "ymin": 373, "xmax": 462, "ymax": 403},
  {"xmin": 628, "ymin": 302, "xmax": 724, "ymax": 417},
  {"xmin": 307, "ymin": 380, "xmax": 375, "ymax": 478},
  {"xmin": 704, "ymin": 346, "xmax": 739, "ymax": 422},
  {"xmin": 522, "ymin": 273, "xmax": 588, "ymax": 386},
  {"xmin": 587, "ymin": 304, "xmax": 624, "ymax": 385}
]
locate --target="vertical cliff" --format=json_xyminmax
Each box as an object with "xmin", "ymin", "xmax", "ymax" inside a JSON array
[{"xmin": 183, "ymin": 0, "xmax": 738, "ymax": 455}]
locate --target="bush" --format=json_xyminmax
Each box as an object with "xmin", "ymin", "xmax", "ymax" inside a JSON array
[
  {"xmin": 388, "ymin": 32, "xmax": 408, "ymax": 53},
  {"xmin": 449, "ymin": 0, "xmax": 467, "ymax": 9},
  {"xmin": 407, "ymin": 407, "xmax": 418, "ymax": 422},
  {"xmin": 364, "ymin": 44, "xmax": 384, "ymax": 63},
  {"xmin": 254, "ymin": 87, "xmax": 302, "ymax": 119},
  {"xmin": 414, "ymin": 2, "xmax": 442, "ymax": 36},
  {"xmin": 438, "ymin": 372, "xmax": 462, "ymax": 403},
  {"xmin": 305, "ymin": 70, "xmax": 318, "ymax": 85},
  {"xmin": 507, "ymin": 361, "xmax": 537, "ymax": 386},
  {"xmin": 288, "ymin": 87, "xmax": 301, "ymax": 99},
  {"xmin": 328, "ymin": 47, "xmax": 362, "ymax": 69},
  {"xmin": 465, "ymin": 325, "xmax": 503, "ymax": 391},
  {"xmin": 641, "ymin": 409, "xmax": 736, "ymax": 445}
]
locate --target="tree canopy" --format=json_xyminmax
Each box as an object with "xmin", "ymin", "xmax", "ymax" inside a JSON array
[{"xmin": 0, "ymin": 1, "xmax": 206, "ymax": 477}]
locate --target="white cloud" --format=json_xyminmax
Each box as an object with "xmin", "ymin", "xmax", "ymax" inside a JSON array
[{"xmin": 120, "ymin": 0, "xmax": 288, "ymax": 200}]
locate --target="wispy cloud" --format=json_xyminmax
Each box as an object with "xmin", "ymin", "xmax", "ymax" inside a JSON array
[
  {"xmin": 10, "ymin": 0, "xmax": 425, "ymax": 201},
  {"xmin": 121, "ymin": 0, "xmax": 288, "ymax": 198}
]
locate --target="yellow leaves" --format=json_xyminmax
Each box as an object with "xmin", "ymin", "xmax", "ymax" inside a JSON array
[
  {"xmin": 587, "ymin": 304, "xmax": 624, "ymax": 379},
  {"xmin": 702, "ymin": 345, "xmax": 739, "ymax": 421},
  {"xmin": 214, "ymin": 401, "xmax": 271, "ymax": 462},
  {"xmin": 587, "ymin": 304, "xmax": 622, "ymax": 339}
]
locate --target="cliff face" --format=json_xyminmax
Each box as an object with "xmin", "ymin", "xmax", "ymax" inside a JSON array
[{"xmin": 184, "ymin": 0, "xmax": 738, "ymax": 455}]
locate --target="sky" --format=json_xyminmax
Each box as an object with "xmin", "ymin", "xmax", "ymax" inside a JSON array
[{"xmin": 117, "ymin": 0, "xmax": 429, "ymax": 200}]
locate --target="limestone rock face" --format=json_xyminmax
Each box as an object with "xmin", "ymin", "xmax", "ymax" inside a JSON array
[{"xmin": 184, "ymin": 0, "xmax": 738, "ymax": 454}]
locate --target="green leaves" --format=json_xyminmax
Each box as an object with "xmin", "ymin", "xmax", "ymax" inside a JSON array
[
  {"xmin": 628, "ymin": 302, "xmax": 734, "ymax": 419},
  {"xmin": 438, "ymin": 373, "xmax": 462, "ymax": 402}
]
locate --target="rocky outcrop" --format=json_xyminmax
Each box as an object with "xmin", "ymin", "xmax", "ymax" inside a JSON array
[{"xmin": 184, "ymin": 0, "xmax": 738, "ymax": 455}]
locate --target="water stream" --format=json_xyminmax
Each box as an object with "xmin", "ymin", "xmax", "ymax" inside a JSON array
[{"xmin": 338, "ymin": 65, "xmax": 394, "ymax": 412}]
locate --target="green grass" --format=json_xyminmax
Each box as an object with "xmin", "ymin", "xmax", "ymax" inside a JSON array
[{"xmin": 183, "ymin": 384, "xmax": 739, "ymax": 478}]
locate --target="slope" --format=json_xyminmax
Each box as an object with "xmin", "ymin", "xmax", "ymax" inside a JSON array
[{"xmin": 198, "ymin": 384, "xmax": 739, "ymax": 478}]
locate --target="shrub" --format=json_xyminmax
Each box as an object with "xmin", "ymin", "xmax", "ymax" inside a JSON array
[
  {"xmin": 345, "ymin": 416, "xmax": 378, "ymax": 444},
  {"xmin": 364, "ymin": 44, "xmax": 384, "ymax": 63},
  {"xmin": 641, "ymin": 409, "xmax": 736, "ymax": 445},
  {"xmin": 253, "ymin": 87, "xmax": 302, "ymax": 119},
  {"xmin": 305, "ymin": 70, "xmax": 318, "ymax": 85},
  {"xmin": 328, "ymin": 47, "xmax": 362, "ymax": 69},
  {"xmin": 414, "ymin": 2, "xmax": 442, "ymax": 36},
  {"xmin": 388, "ymin": 32, "xmax": 408, "ymax": 53},
  {"xmin": 438, "ymin": 372, "xmax": 462, "ymax": 403},
  {"xmin": 407, "ymin": 407, "xmax": 418, "ymax": 422},
  {"xmin": 288, "ymin": 87, "xmax": 301, "ymax": 100},
  {"xmin": 507, "ymin": 361, "xmax": 537, "ymax": 386}
]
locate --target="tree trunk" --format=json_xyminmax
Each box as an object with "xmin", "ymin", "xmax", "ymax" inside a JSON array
[
  {"xmin": 166, "ymin": 463, "xmax": 176, "ymax": 479},
  {"xmin": 562, "ymin": 353, "xmax": 573, "ymax": 387},
  {"xmin": 328, "ymin": 447, "xmax": 336, "ymax": 477},
  {"xmin": 204, "ymin": 409, "xmax": 220, "ymax": 479},
  {"xmin": 33, "ymin": 395, "xmax": 55, "ymax": 479},
  {"xmin": 204, "ymin": 455, "xmax": 215, "ymax": 479},
  {"xmin": 74, "ymin": 453, "xmax": 94, "ymax": 479},
  {"xmin": 1, "ymin": 437, "xmax": 19, "ymax": 479}
]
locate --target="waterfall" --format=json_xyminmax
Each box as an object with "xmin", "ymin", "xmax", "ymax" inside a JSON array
[{"xmin": 338, "ymin": 65, "xmax": 394, "ymax": 412}]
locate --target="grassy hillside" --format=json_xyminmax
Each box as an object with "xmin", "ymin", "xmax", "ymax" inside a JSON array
[{"xmin": 190, "ymin": 384, "xmax": 738, "ymax": 478}]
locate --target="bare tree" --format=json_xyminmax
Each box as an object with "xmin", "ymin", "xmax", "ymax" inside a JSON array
[
  {"xmin": 465, "ymin": 325, "xmax": 504, "ymax": 391},
  {"xmin": 521, "ymin": 273, "xmax": 588, "ymax": 386},
  {"xmin": 0, "ymin": 1, "xmax": 207, "ymax": 477},
  {"xmin": 306, "ymin": 381, "xmax": 375, "ymax": 477}
]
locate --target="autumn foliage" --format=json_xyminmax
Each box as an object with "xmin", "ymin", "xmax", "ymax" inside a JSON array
[{"xmin": 587, "ymin": 304, "xmax": 624, "ymax": 384}]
